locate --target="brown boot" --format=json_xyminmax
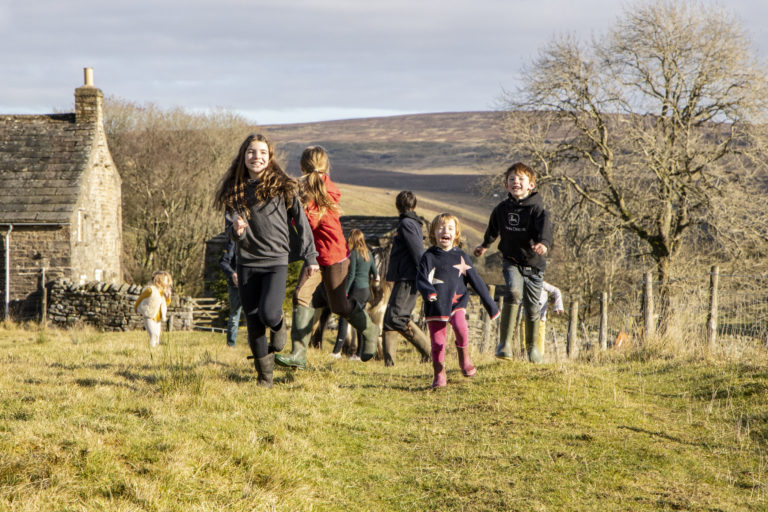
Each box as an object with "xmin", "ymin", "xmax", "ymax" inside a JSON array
[
  {"xmin": 401, "ymin": 321, "xmax": 431, "ymax": 363},
  {"xmin": 382, "ymin": 330, "xmax": 398, "ymax": 367}
]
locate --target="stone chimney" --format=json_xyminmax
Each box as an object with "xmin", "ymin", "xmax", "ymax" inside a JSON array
[{"xmin": 75, "ymin": 67, "xmax": 103, "ymax": 125}]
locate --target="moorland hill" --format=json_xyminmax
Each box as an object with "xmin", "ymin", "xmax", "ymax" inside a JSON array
[{"xmin": 261, "ymin": 111, "xmax": 508, "ymax": 246}]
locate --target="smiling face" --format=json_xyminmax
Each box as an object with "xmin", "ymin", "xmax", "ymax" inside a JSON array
[
  {"xmin": 244, "ymin": 140, "xmax": 270, "ymax": 179},
  {"xmin": 505, "ymin": 170, "xmax": 534, "ymax": 200},
  {"xmin": 435, "ymin": 218, "xmax": 457, "ymax": 250}
]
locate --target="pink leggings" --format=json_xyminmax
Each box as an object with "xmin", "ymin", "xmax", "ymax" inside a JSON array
[{"xmin": 427, "ymin": 309, "xmax": 469, "ymax": 363}]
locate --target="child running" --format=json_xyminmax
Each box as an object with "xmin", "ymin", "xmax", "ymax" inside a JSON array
[
  {"xmin": 275, "ymin": 146, "xmax": 380, "ymax": 370},
  {"xmin": 214, "ymin": 133, "xmax": 318, "ymax": 388},
  {"xmin": 417, "ymin": 213, "xmax": 500, "ymax": 388},
  {"xmin": 474, "ymin": 162, "xmax": 553, "ymax": 363},
  {"xmin": 331, "ymin": 229, "xmax": 380, "ymax": 359},
  {"xmin": 381, "ymin": 191, "xmax": 432, "ymax": 366},
  {"xmin": 134, "ymin": 270, "xmax": 173, "ymax": 348}
]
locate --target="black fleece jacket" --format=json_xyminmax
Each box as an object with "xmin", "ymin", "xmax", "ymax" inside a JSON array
[
  {"xmin": 385, "ymin": 211, "xmax": 424, "ymax": 282},
  {"xmin": 480, "ymin": 191, "xmax": 553, "ymax": 271}
]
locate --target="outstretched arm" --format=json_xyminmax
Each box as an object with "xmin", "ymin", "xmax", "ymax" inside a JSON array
[
  {"xmin": 416, "ymin": 253, "xmax": 438, "ymax": 302},
  {"xmin": 464, "ymin": 253, "xmax": 500, "ymax": 319}
]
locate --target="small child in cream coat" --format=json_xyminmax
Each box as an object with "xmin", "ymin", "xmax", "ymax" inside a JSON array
[{"xmin": 134, "ymin": 271, "xmax": 173, "ymax": 347}]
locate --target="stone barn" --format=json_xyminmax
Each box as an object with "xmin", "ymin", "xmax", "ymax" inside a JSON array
[{"xmin": 0, "ymin": 68, "xmax": 122, "ymax": 320}]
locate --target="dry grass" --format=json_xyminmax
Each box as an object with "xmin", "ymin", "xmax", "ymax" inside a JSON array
[{"xmin": 1, "ymin": 323, "xmax": 767, "ymax": 511}]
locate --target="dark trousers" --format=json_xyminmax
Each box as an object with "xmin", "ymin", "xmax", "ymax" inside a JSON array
[
  {"xmin": 333, "ymin": 286, "xmax": 370, "ymax": 354},
  {"xmin": 383, "ymin": 280, "xmax": 418, "ymax": 332},
  {"xmin": 238, "ymin": 265, "xmax": 287, "ymax": 359}
]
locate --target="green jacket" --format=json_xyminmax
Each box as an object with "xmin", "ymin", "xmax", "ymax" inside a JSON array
[{"xmin": 346, "ymin": 249, "xmax": 379, "ymax": 293}]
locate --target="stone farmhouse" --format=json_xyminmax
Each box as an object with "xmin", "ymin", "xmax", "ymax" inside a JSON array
[{"xmin": 0, "ymin": 68, "xmax": 122, "ymax": 320}]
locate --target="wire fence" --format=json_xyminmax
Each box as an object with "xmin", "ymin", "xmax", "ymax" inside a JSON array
[{"xmin": 573, "ymin": 269, "xmax": 768, "ymax": 352}]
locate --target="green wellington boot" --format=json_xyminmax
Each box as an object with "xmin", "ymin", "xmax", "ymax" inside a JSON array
[
  {"xmin": 495, "ymin": 302, "xmax": 519, "ymax": 360},
  {"xmin": 346, "ymin": 303, "xmax": 380, "ymax": 362},
  {"xmin": 525, "ymin": 317, "xmax": 544, "ymax": 363},
  {"xmin": 401, "ymin": 321, "xmax": 431, "ymax": 363},
  {"xmin": 275, "ymin": 305, "xmax": 315, "ymax": 370},
  {"xmin": 382, "ymin": 330, "xmax": 398, "ymax": 367}
]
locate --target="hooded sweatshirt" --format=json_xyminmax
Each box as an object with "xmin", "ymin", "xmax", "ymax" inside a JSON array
[
  {"xmin": 226, "ymin": 178, "xmax": 318, "ymax": 268},
  {"xmin": 385, "ymin": 211, "xmax": 424, "ymax": 282},
  {"xmin": 480, "ymin": 191, "xmax": 553, "ymax": 271},
  {"xmin": 303, "ymin": 173, "xmax": 349, "ymax": 267}
]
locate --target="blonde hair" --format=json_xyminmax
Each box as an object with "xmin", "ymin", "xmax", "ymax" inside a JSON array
[
  {"xmin": 152, "ymin": 270, "xmax": 173, "ymax": 299},
  {"xmin": 428, "ymin": 213, "xmax": 462, "ymax": 248},
  {"xmin": 347, "ymin": 229, "xmax": 370, "ymax": 261},
  {"xmin": 299, "ymin": 146, "xmax": 340, "ymax": 220}
]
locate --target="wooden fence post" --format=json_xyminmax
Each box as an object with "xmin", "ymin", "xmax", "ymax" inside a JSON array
[
  {"xmin": 643, "ymin": 271, "xmax": 655, "ymax": 342},
  {"xmin": 481, "ymin": 285, "xmax": 495, "ymax": 353},
  {"xmin": 707, "ymin": 265, "xmax": 719, "ymax": 351},
  {"xmin": 39, "ymin": 267, "xmax": 47, "ymax": 326},
  {"xmin": 599, "ymin": 291, "xmax": 608, "ymax": 350},
  {"xmin": 567, "ymin": 300, "xmax": 579, "ymax": 359}
]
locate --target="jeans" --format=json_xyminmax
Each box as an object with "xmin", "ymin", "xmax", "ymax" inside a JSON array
[
  {"xmin": 226, "ymin": 284, "xmax": 243, "ymax": 347},
  {"xmin": 502, "ymin": 260, "xmax": 544, "ymax": 321}
]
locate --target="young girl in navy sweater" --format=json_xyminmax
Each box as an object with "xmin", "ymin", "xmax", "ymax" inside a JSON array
[{"xmin": 417, "ymin": 213, "xmax": 500, "ymax": 388}]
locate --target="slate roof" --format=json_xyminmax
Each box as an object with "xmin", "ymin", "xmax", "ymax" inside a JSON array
[
  {"xmin": 0, "ymin": 113, "xmax": 96, "ymax": 224},
  {"xmin": 339, "ymin": 215, "xmax": 400, "ymax": 246}
]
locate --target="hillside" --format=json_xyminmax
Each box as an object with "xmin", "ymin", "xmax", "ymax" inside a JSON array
[{"xmin": 261, "ymin": 111, "xmax": 507, "ymax": 248}]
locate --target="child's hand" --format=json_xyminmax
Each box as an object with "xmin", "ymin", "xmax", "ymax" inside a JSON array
[
  {"xmin": 428, "ymin": 293, "xmax": 437, "ymax": 302},
  {"xmin": 234, "ymin": 216, "xmax": 248, "ymax": 236},
  {"xmin": 473, "ymin": 246, "xmax": 486, "ymax": 257},
  {"xmin": 531, "ymin": 242, "xmax": 547, "ymax": 256}
]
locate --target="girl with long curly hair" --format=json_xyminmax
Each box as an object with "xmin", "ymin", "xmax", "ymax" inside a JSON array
[{"xmin": 214, "ymin": 133, "xmax": 318, "ymax": 387}]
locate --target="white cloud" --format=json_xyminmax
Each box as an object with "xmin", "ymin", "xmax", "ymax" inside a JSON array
[{"xmin": 1, "ymin": 0, "xmax": 767, "ymax": 123}]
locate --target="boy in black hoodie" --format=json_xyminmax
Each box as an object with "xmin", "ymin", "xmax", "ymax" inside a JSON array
[
  {"xmin": 474, "ymin": 163, "xmax": 553, "ymax": 363},
  {"xmin": 381, "ymin": 191, "xmax": 432, "ymax": 366}
]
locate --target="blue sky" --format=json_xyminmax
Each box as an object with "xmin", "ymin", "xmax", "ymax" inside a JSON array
[{"xmin": 2, "ymin": 0, "xmax": 767, "ymax": 124}]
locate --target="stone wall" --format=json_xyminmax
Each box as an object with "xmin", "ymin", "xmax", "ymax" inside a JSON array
[
  {"xmin": 1, "ymin": 225, "xmax": 72, "ymax": 318},
  {"xmin": 46, "ymin": 278, "xmax": 193, "ymax": 331}
]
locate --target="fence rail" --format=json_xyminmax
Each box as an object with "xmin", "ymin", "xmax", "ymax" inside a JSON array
[
  {"xmin": 187, "ymin": 297, "xmax": 224, "ymax": 330},
  {"xmin": 564, "ymin": 266, "xmax": 768, "ymax": 354}
]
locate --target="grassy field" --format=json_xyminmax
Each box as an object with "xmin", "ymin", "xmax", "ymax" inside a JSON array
[{"xmin": 1, "ymin": 322, "xmax": 767, "ymax": 511}]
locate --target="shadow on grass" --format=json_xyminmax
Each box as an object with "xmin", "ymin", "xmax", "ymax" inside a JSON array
[
  {"xmin": 116, "ymin": 370, "xmax": 160, "ymax": 385},
  {"xmin": 618, "ymin": 425, "xmax": 701, "ymax": 447},
  {"xmin": 74, "ymin": 377, "xmax": 139, "ymax": 391}
]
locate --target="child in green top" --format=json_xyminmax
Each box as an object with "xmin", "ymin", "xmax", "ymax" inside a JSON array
[{"xmin": 331, "ymin": 229, "xmax": 380, "ymax": 359}]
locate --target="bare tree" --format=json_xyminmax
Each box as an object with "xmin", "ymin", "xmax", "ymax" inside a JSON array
[
  {"xmin": 503, "ymin": 0, "xmax": 768, "ymax": 310},
  {"xmin": 104, "ymin": 98, "xmax": 251, "ymax": 293}
]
